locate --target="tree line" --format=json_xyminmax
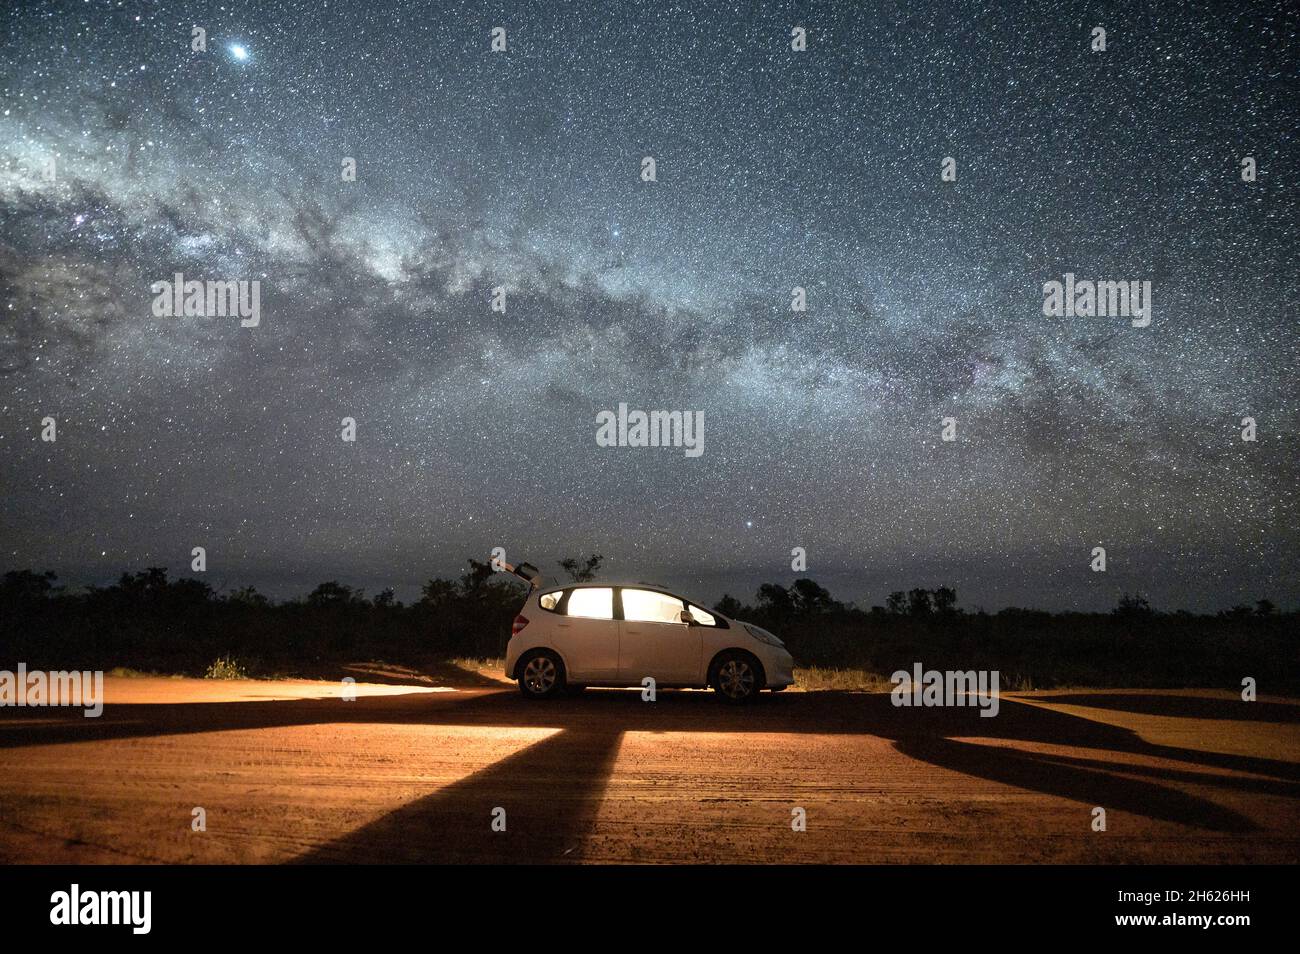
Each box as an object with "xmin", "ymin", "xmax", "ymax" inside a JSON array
[{"xmin": 2, "ymin": 561, "xmax": 1294, "ymax": 690}]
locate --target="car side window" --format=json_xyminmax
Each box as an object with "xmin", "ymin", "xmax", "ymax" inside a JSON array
[
  {"xmin": 622, "ymin": 588, "xmax": 686, "ymax": 624},
  {"xmin": 564, "ymin": 587, "xmax": 613, "ymax": 620},
  {"xmin": 686, "ymin": 604, "xmax": 717, "ymax": 626}
]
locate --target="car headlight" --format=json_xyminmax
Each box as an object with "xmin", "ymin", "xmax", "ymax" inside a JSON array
[{"xmin": 744, "ymin": 623, "xmax": 785, "ymax": 647}]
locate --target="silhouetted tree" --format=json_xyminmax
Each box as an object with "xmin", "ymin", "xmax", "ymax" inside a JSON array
[
  {"xmin": 227, "ymin": 585, "xmax": 268, "ymax": 606},
  {"xmin": 1114, "ymin": 592, "xmax": 1153, "ymax": 618},
  {"xmin": 790, "ymin": 578, "xmax": 837, "ymax": 614},
  {"xmin": 558, "ymin": 554, "xmax": 603, "ymax": 583},
  {"xmin": 167, "ymin": 577, "xmax": 214, "ymax": 607},
  {"xmin": 307, "ymin": 581, "xmax": 358, "ymax": 606},
  {"xmin": 460, "ymin": 558, "xmax": 495, "ymax": 591},
  {"xmin": 885, "ymin": 591, "xmax": 907, "ymax": 615},
  {"xmin": 115, "ymin": 567, "xmax": 171, "ymax": 601},
  {"xmin": 714, "ymin": 594, "xmax": 744, "ymax": 618},
  {"xmin": 1, "ymin": 569, "xmax": 57, "ymax": 601},
  {"xmin": 1255, "ymin": 598, "xmax": 1276, "ymax": 617},
  {"xmin": 932, "ymin": 586, "xmax": 958, "ymax": 616},
  {"xmin": 907, "ymin": 588, "xmax": 933, "ymax": 617},
  {"xmin": 1219, "ymin": 604, "xmax": 1253, "ymax": 620},
  {"xmin": 756, "ymin": 582, "xmax": 795, "ymax": 615},
  {"xmin": 419, "ymin": 578, "xmax": 459, "ymax": 608}
]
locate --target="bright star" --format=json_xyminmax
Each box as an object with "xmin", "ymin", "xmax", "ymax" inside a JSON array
[{"xmin": 229, "ymin": 43, "xmax": 250, "ymax": 62}]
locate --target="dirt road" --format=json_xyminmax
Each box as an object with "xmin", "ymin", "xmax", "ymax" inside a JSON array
[{"xmin": 1, "ymin": 675, "xmax": 1296, "ymax": 863}]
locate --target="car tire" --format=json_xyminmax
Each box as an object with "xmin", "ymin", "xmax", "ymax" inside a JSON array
[
  {"xmin": 517, "ymin": 650, "xmax": 566, "ymax": 700},
  {"xmin": 709, "ymin": 651, "xmax": 764, "ymax": 704}
]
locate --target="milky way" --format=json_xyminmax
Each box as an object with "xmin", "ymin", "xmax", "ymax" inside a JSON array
[{"xmin": 1, "ymin": 1, "xmax": 1296, "ymax": 610}]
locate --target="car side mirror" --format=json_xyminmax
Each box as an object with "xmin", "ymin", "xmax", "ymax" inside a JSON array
[{"xmin": 678, "ymin": 609, "xmax": 695, "ymax": 626}]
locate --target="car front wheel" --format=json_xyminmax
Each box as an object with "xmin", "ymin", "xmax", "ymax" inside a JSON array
[
  {"xmin": 710, "ymin": 652, "xmax": 763, "ymax": 704},
  {"xmin": 518, "ymin": 650, "xmax": 566, "ymax": 699}
]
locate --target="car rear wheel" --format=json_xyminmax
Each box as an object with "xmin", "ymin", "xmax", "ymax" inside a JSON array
[
  {"xmin": 518, "ymin": 650, "xmax": 565, "ymax": 699},
  {"xmin": 710, "ymin": 651, "xmax": 763, "ymax": 704}
]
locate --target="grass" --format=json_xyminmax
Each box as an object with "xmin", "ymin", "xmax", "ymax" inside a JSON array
[
  {"xmin": 792, "ymin": 667, "xmax": 898, "ymax": 692},
  {"xmin": 203, "ymin": 655, "xmax": 251, "ymax": 680},
  {"xmin": 105, "ymin": 666, "xmax": 179, "ymax": 679},
  {"xmin": 99, "ymin": 656, "xmax": 508, "ymax": 686},
  {"xmin": 449, "ymin": 656, "xmax": 504, "ymax": 672},
  {"xmin": 447, "ymin": 656, "xmax": 508, "ymax": 683}
]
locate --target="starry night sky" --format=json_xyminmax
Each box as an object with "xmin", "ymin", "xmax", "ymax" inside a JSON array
[{"xmin": 1, "ymin": 1, "xmax": 1296, "ymax": 610}]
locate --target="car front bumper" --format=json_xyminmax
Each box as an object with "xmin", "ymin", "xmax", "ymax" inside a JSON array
[{"xmin": 762, "ymin": 648, "xmax": 796, "ymax": 688}]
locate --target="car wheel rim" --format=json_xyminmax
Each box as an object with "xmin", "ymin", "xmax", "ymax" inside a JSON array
[
  {"xmin": 718, "ymin": 660, "xmax": 754, "ymax": 698},
  {"xmin": 523, "ymin": 657, "xmax": 556, "ymax": 693}
]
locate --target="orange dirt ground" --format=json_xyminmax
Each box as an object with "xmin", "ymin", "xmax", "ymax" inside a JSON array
[{"xmin": 1, "ymin": 676, "xmax": 1296, "ymax": 863}]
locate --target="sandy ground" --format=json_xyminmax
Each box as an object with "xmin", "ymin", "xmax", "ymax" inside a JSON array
[{"xmin": 0, "ymin": 674, "xmax": 1296, "ymax": 864}]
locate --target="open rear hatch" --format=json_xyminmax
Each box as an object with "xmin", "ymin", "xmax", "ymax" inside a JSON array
[{"xmin": 502, "ymin": 560, "xmax": 543, "ymax": 589}]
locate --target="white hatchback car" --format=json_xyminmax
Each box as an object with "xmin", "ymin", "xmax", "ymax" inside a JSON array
[{"xmin": 502, "ymin": 567, "xmax": 795, "ymax": 703}]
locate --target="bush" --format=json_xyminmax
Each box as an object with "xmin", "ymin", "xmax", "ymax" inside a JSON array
[{"xmin": 204, "ymin": 655, "xmax": 249, "ymax": 680}]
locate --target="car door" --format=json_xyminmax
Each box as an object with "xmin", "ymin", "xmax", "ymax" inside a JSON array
[
  {"xmin": 551, "ymin": 586, "xmax": 618, "ymax": 681},
  {"xmin": 617, "ymin": 588, "xmax": 703, "ymax": 685}
]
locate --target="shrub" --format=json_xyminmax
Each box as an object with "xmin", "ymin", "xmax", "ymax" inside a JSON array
[{"xmin": 204, "ymin": 655, "xmax": 249, "ymax": 680}]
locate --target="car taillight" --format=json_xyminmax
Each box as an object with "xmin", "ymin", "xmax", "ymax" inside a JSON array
[{"xmin": 512, "ymin": 615, "xmax": 529, "ymax": 636}]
